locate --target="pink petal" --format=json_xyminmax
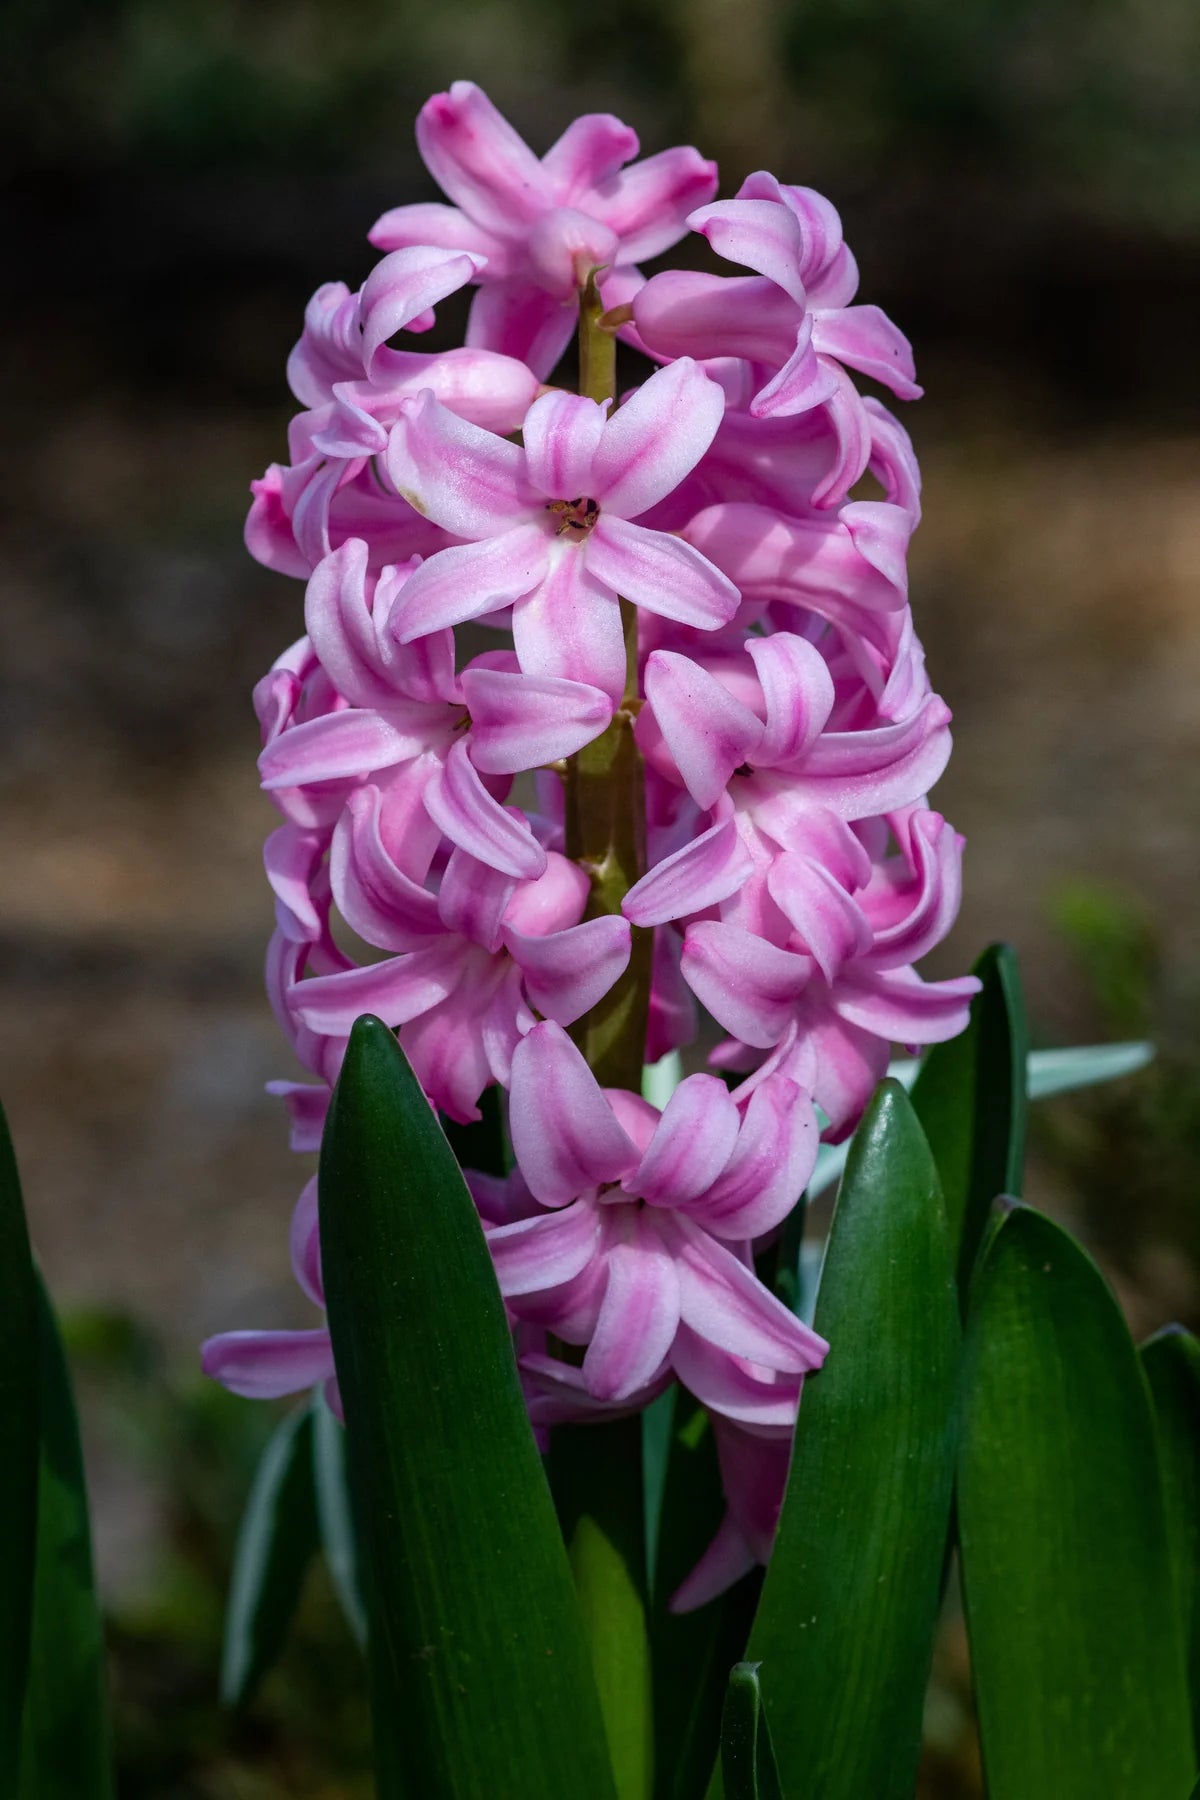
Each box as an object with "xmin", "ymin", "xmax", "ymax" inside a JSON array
[
  {"xmin": 526, "ymin": 207, "xmax": 621, "ymax": 296},
  {"xmin": 359, "ymin": 247, "xmax": 486, "ymax": 380},
  {"xmin": 390, "ymin": 526, "xmax": 551, "ymax": 641},
  {"xmin": 462, "ymin": 666, "xmax": 612, "ymax": 773},
  {"xmin": 399, "ymin": 346, "xmax": 540, "ymax": 435},
  {"xmin": 812, "ymin": 303, "xmax": 921, "ymax": 400},
  {"xmin": 424, "ymin": 738, "xmax": 546, "ymax": 879},
  {"xmin": 681, "ymin": 921, "xmax": 812, "ymax": 1048},
  {"xmin": 586, "ymin": 517, "xmax": 739, "ymax": 632},
  {"xmin": 303, "ymin": 538, "xmax": 392, "ymax": 707},
  {"xmin": 293, "ymin": 940, "xmax": 464, "ymax": 1034},
  {"xmin": 521, "ymin": 389, "xmax": 607, "ymax": 500},
  {"xmin": 201, "ymin": 1329, "xmax": 333, "ymax": 1400},
  {"xmin": 436, "ymin": 847, "xmax": 517, "ymax": 951},
  {"xmin": 750, "ymin": 317, "xmax": 841, "ymax": 419},
  {"xmin": 833, "ymin": 967, "xmax": 981, "ymax": 1045},
  {"xmin": 622, "ymin": 816, "xmax": 753, "ymax": 927},
  {"xmin": 415, "ymin": 82, "xmax": 551, "ymax": 233},
  {"xmin": 504, "ymin": 915, "xmax": 631, "ymax": 1024},
  {"xmin": 368, "ymin": 200, "xmax": 502, "ymax": 258},
  {"xmin": 746, "ymin": 633, "xmax": 836, "ymax": 766},
  {"xmin": 502, "ymin": 852, "xmax": 590, "ymax": 937},
  {"xmin": 643, "ymin": 650, "xmax": 764, "ymax": 808},
  {"xmin": 541, "ymin": 113, "xmax": 640, "ymax": 199},
  {"xmin": 689, "ymin": 196, "xmax": 809, "ymax": 304},
  {"xmin": 266, "ymin": 1079, "xmax": 330, "ymax": 1153},
  {"xmin": 583, "ymin": 1216, "xmax": 682, "ymax": 1401},
  {"xmin": 512, "ymin": 541, "xmax": 627, "ymax": 703},
  {"xmin": 689, "ymin": 1076, "xmax": 819, "ymax": 1239},
  {"xmin": 400, "ymin": 977, "xmax": 499, "ymax": 1123},
  {"xmin": 590, "ymin": 145, "xmax": 718, "ymax": 262},
  {"xmin": 864, "ymin": 811, "xmax": 964, "ymax": 969},
  {"xmin": 671, "ymin": 1328, "xmax": 801, "ymax": 1429},
  {"xmin": 386, "ymin": 389, "xmax": 540, "ymax": 538},
  {"xmin": 668, "ymin": 1514, "xmax": 756, "ymax": 1614},
  {"xmin": 633, "ymin": 1074, "xmax": 740, "ymax": 1206},
  {"xmin": 666, "ymin": 1213, "xmax": 828, "ymax": 1371},
  {"xmin": 767, "ymin": 854, "xmax": 872, "ymax": 983},
  {"xmin": 263, "ymin": 824, "xmax": 325, "ymax": 942},
  {"xmin": 331, "ymin": 785, "xmax": 443, "ymax": 951},
  {"xmin": 257, "ymin": 710, "xmax": 416, "ymax": 790},
  {"xmin": 790, "ymin": 696, "xmax": 953, "ymax": 819},
  {"xmin": 289, "ymin": 1177, "xmax": 324, "ymax": 1307},
  {"xmin": 591, "ymin": 359, "xmax": 726, "ymax": 517},
  {"xmin": 465, "ymin": 280, "xmax": 578, "ymax": 379},
  {"xmin": 509, "ymin": 1022, "xmax": 639, "ymax": 1204},
  {"xmin": 632, "ymin": 271, "xmax": 800, "ymax": 366},
  {"xmin": 488, "ymin": 1200, "xmax": 606, "ymax": 1297}
]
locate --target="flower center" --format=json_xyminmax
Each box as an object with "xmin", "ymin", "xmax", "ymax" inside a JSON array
[{"xmin": 547, "ymin": 495, "xmax": 600, "ymax": 539}]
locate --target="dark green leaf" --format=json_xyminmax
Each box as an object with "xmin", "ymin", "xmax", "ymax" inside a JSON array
[
  {"xmin": 0, "ymin": 1102, "xmax": 39, "ymax": 1796},
  {"xmin": 549, "ymin": 1417, "xmax": 653, "ymax": 1799},
  {"xmin": 720, "ymin": 1663, "xmax": 784, "ymax": 1800},
  {"xmin": 311, "ymin": 1387, "xmax": 366, "ymax": 1648},
  {"xmin": 319, "ymin": 1017, "xmax": 615, "ymax": 1800},
  {"xmin": 219, "ymin": 1402, "xmax": 319, "ymax": 1708},
  {"xmin": 1140, "ymin": 1326, "xmax": 1200, "ymax": 1751},
  {"xmin": 958, "ymin": 1204, "xmax": 1193, "ymax": 1799},
  {"xmin": 748, "ymin": 1081, "xmax": 959, "ymax": 1799},
  {"xmin": 18, "ymin": 1273, "xmax": 112, "ymax": 1798},
  {"xmin": 911, "ymin": 942, "xmax": 1028, "ymax": 1291},
  {"xmin": 650, "ymin": 1395, "xmax": 759, "ymax": 1800}
]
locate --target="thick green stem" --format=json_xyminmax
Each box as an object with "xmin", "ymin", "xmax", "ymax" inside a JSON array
[{"xmin": 564, "ymin": 281, "xmax": 652, "ymax": 1089}]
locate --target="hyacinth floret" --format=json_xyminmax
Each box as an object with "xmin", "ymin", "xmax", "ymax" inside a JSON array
[{"xmin": 204, "ymin": 81, "xmax": 980, "ymax": 1611}]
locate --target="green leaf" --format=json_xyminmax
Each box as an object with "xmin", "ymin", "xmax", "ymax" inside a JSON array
[
  {"xmin": 0, "ymin": 1103, "xmax": 39, "ymax": 1796},
  {"xmin": 1140, "ymin": 1326, "xmax": 1200, "ymax": 1749},
  {"xmin": 18, "ymin": 1273, "xmax": 113, "ymax": 1798},
  {"xmin": 318, "ymin": 1016, "xmax": 615, "ymax": 1800},
  {"xmin": 219, "ymin": 1402, "xmax": 319, "ymax": 1708},
  {"xmin": 720, "ymin": 1664, "xmax": 784, "ymax": 1800},
  {"xmin": 311, "ymin": 1388, "xmax": 366, "ymax": 1648},
  {"xmin": 748, "ymin": 1081, "xmax": 959, "ymax": 1799},
  {"xmin": 911, "ymin": 941, "xmax": 1028, "ymax": 1290},
  {"xmin": 549, "ymin": 1417, "xmax": 653, "ymax": 1800},
  {"xmin": 958, "ymin": 1204, "xmax": 1193, "ymax": 1799},
  {"xmin": 651, "ymin": 1396, "xmax": 759, "ymax": 1800}
]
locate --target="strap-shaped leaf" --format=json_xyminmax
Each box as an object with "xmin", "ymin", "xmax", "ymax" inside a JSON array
[
  {"xmin": 0, "ymin": 1103, "xmax": 39, "ymax": 1795},
  {"xmin": 18, "ymin": 1273, "xmax": 112, "ymax": 1798},
  {"xmin": 318, "ymin": 1016, "xmax": 615, "ymax": 1800},
  {"xmin": 1141, "ymin": 1326, "xmax": 1200, "ymax": 1749},
  {"xmin": 219, "ymin": 1402, "xmax": 319, "ymax": 1708},
  {"xmin": 911, "ymin": 942, "xmax": 1028, "ymax": 1291},
  {"xmin": 651, "ymin": 1396, "xmax": 759, "ymax": 1800},
  {"xmin": 748, "ymin": 1081, "xmax": 959, "ymax": 1798},
  {"xmin": 720, "ymin": 1663, "xmax": 784, "ymax": 1800},
  {"xmin": 549, "ymin": 1417, "xmax": 653, "ymax": 1800},
  {"xmin": 959, "ymin": 1205, "xmax": 1193, "ymax": 1799},
  {"xmin": 311, "ymin": 1388, "xmax": 366, "ymax": 1647}
]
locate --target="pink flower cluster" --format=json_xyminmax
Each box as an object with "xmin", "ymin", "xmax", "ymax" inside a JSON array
[{"xmin": 204, "ymin": 83, "xmax": 978, "ymax": 1610}]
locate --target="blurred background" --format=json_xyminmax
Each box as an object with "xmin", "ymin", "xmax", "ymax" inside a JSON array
[{"xmin": 2, "ymin": 0, "xmax": 1198, "ymax": 1791}]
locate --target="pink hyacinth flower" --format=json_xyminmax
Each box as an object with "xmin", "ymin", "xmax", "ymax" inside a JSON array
[
  {"xmin": 634, "ymin": 173, "xmax": 920, "ymax": 506},
  {"xmin": 385, "ymin": 362, "xmax": 740, "ymax": 699},
  {"xmin": 257, "ymin": 540, "xmax": 613, "ymax": 877},
  {"xmin": 485, "ymin": 1022, "xmax": 826, "ymax": 1407},
  {"xmin": 369, "ymin": 82, "xmax": 717, "ymax": 376}
]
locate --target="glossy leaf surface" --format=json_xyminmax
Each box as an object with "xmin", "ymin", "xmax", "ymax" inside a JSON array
[
  {"xmin": 18, "ymin": 1273, "xmax": 112, "ymax": 1798},
  {"xmin": 220, "ymin": 1402, "xmax": 319, "ymax": 1708},
  {"xmin": 911, "ymin": 941, "xmax": 1028, "ymax": 1289},
  {"xmin": 748, "ymin": 1082, "xmax": 959, "ymax": 1798},
  {"xmin": 959, "ymin": 1205, "xmax": 1193, "ymax": 1799},
  {"xmin": 1141, "ymin": 1325, "xmax": 1200, "ymax": 1747},
  {"xmin": 319, "ymin": 1016, "xmax": 614, "ymax": 1800}
]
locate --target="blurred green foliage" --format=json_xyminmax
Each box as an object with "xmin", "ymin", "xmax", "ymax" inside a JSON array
[{"xmin": 3, "ymin": 0, "xmax": 1199, "ymax": 242}]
